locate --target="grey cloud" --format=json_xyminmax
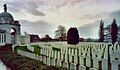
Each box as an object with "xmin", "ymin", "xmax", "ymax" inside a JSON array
[
  {"xmin": 78, "ymin": 10, "xmax": 120, "ymax": 39},
  {"xmin": 78, "ymin": 15, "xmax": 95, "ymax": 19},
  {"xmin": 3, "ymin": 0, "xmax": 46, "ymax": 16},
  {"xmin": 105, "ymin": 10, "xmax": 120, "ymax": 26},
  {"xmin": 19, "ymin": 20, "xmax": 57, "ymax": 37},
  {"xmin": 78, "ymin": 21, "xmax": 100, "ymax": 38},
  {"xmin": 44, "ymin": 0, "xmax": 86, "ymax": 8},
  {"xmin": 110, "ymin": 10, "xmax": 120, "ymax": 22},
  {"xmin": 26, "ymin": 8, "xmax": 46, "ymax": 16}
]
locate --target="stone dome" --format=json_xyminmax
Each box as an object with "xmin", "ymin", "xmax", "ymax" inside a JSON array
[
  {"xmin": 0, "ymin": 12, "xmax": 13, "ymax": 18},
  {"xmin": 0, "ymin": 12, "xmax": 14, "ymax": 23}
]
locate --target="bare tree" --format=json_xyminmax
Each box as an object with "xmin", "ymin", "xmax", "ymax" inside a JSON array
[{"xmin": 54, "ymin": 25, "xmax": 66, "ymax": 41}]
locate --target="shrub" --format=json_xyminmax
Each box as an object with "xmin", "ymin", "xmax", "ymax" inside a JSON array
[{"xmin": 67, "ymin": 27, "xmax": 79, "ymax": 45}]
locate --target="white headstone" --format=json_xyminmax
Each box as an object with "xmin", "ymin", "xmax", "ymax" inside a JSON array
[
  {"xmin": 75, "ymin": 49, "xmax": 77, "ymax": 55},
  {"xmin": 80, "ymin": 55, "xmax": 84, "ymax": 66},
  {"xmin": 93, "ymin": 57, "xmax": 99, "ymax": 69},
  {"xmin": 44, "ymin": 49, "xmax": 47, "ymax": 55},
  {"xmin": 40, "ymin": 48, "xmax": 42, "ymax": 54},
  {"xmin": 63, "ymin": 61, "xmax": 69, "ymax": 69},
  {"xmin": 35, "ymin": 55, "xmax": 39, "ymax": 60},
  {"xmin": 58, "ymin": 52, "xmax": 61, "ymax": 60},
  {"xmin": 111, "ymin": 60, "xmax": 118, "ymax": 70},
  {"xmin": 52, "ymin": 51, "xmax": 54, "ymax": 58},
  {"xmin": 47, "ymin": 57, "xmax": 50, "ymax": 66},
  {"xmin": 79, "ymin": 65, "xmax": 86, "ymax": 70},
  {"xmin": 50, "ymin": 58, "xmax": 56, "ymax": 66},
  {"xmin": 86, "ymin": 56, "xmax": 91, "ymax": 67},
  {"xmin": 102, "ymin": 59, "xmax": 108, "ymax": 70},
  {"xmin": 68, "ymin": 48, "xmax": 71, "ymax": 54},
  {"xmin": 74, "ymin": 55, "xmax": 78, "ymax": 64},
  {"xmin": 56, "ymin": 59, "xmax": 62, "ymax": 67},
  {"xmin": 70, "ymin": 63, "xmax": 76, "ymax": 70},
  {"xmin": 48, "ymin": 50, "xmax": 51, "ymax": 57},
  {"xmin": 61, "ymin": 53, "xmax": 64, "ymax": 61},
  {"xmin": 65, "ymin": 53, "xmax": 68, "ymax": 61},
  {"xmin": 43, "ymin": 56, "xmax": 47, "ymax": 64},
  {"xmin": 46, "ymin": 49, "xmax": 49, "ymax": 56},
  {"xmin": 72, "ymin": 49, "xmax": 74, "ymax": 54},
  {"xmin": 54, "ymin": 51, "xmax": 57, "ymax": 59},
  {"xmin": 43, "ymin": 48, "xmax": 45, "ymax": 55},
  {"xmin": 104, "ymin": 52, "xmax": 108, "ymax": 59},
  {"xmin": 69, "ymin": 54, "xmax": 73, "ymax": 63}
]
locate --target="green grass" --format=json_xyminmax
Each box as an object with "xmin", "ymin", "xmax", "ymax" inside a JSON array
[
  {"xmin": 14, "ymin": 45, "xmax": 32, "ymax": 53},
  {"xmin": 14, "ymin": 44, "xmax": 41, "ymax": 55},
  {"xmin": 30, "ymin": 45, "xmax": 41, "ymax": 55}
]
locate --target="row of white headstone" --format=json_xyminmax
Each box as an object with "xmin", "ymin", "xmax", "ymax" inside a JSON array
[
  {"xmin": 17, "ymin": 49, "xmax": 109, "ymax": 70},
  {"xmin": 39, "ymin": 47, "xmax": 101, "ymax": 70},
  {"xmin": 17, "ymin": 50, "xmax": 78, "ymax": 70},
  {"xmin": 38, "ymin": 43, "xmax": 120, "ymax": 70},
  {"xmin": 19, "ymin": 42, "xmax": 120, "ymax": 70}
]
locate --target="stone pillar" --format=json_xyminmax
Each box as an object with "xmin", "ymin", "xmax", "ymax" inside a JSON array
[
  {"xmin": 1, "ymin": 34, "xmax": 3, "ymax": 43},
  {"xmin": 2, "ymin": 34, "xmax": 3, "ymax": 43},
  {"xmin": 6, "ymin": 33, "xmax": 11, "ymax": 44},
  {"xmin": 0, "ymin": 34, "xmax": 1, "ymax": 43}
]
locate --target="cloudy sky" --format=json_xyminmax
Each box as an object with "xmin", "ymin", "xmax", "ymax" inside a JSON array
[{"xmin": 0, "ymin": 0, "xmax": 120, "ymax": 38}]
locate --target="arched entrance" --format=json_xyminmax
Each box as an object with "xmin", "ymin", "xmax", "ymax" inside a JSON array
[{"xmin": 10, "ymin": 28, "xmax": 16, "ymax": 44}]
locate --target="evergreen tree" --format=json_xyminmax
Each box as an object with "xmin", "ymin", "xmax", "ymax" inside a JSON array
[
  {"xmin": 99, "ymin": 20, "xmax": 104, "ymax": 42},
  {"xmin": 67, "ymin": 27, "xmax": 79, "ymax": 45},
  {"xmin": 110, "ymin": 18, "xmax": 118, "ymax": 44}
]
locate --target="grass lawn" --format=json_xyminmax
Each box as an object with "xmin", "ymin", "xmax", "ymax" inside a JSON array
[
  {"xmin": 30, "ymin": 45, "xmax": 41, "ymax": 55},
  {"xmin": 14, "ymin": 45, "xmax": 32, "ymax": 53},
  {"xmin": 14, "ymin": 44, "xmax": 41, "ymax": 55}
]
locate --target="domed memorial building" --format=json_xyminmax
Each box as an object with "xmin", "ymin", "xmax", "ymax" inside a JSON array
[{"xmin": 0, "ymin": 4, "xmax": 21, "ymax": 45}]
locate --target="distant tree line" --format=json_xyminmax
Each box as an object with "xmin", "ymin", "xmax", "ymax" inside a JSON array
[
  {"xmin": 33, "ymin": 18, "xmax": 119, "ymax": 45},
  {"xmin": 39, "ymin": 25, "xmax": 80, "ymax": 45}
]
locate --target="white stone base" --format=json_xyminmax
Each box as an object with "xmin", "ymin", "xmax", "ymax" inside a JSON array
[{"xmin": 0, "ymin": 43, "xmax": 5, "ymax": 46}]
